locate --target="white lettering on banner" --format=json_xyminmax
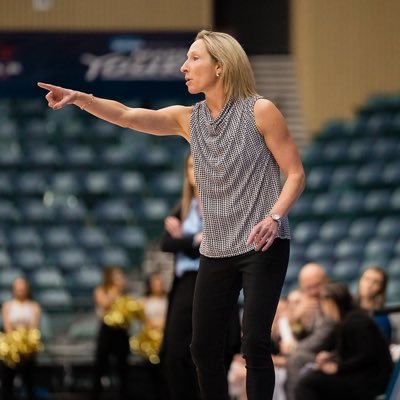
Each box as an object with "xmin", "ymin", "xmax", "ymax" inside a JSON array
[
  {"xmin": 0, "ymin": 61, "xmax": 23, "ymax": 79},
  {"xmin": 80, "ymin": 48, "xmax": 186, "ymax": 81}
]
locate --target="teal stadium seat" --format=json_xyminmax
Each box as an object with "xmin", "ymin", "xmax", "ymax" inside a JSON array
[
  {"xmin": 331, "ymin": 260, "xmax": 361, "ymax": 281},
  {"xmin": 330, "ymin": 165, "xmax": 357, "ymax": 190},
  {"xmin": 0, "ymin": 269, "xmax": 24, "ymax": 289},
  {"xmin": 0, "ymin": 249, "xmax": 11, "ymax": 268},
  {"xmin": 16, "ymin": 172, "xmax": 48, "ymax": 195},
  {"xmin": 10, "ymin": 227, "xmax": 42, "ymax": 248},
  {"xmin": 335, "ymin": 239, "xmax": 365, "ymax": 260},
  {"xmin": 0, "ymin": 173, "xmax": 14, "ymax": 196},
  {"xmin": 319, "ymin": 220, "xmax": 350, "ymax": 243},
  {"xmin": 306, "ymin": 167, "xmax": 332, "ymax": 192},
  {"xmin": 31, "ymin": 268, "xmax": 66, "ymax": 290},
  {"xmin": 292, "ymin": 221, "xmax": 321, "ymax": 246},
  {"xmin": 13, "ymin": 248, "xmax": 45, "ymax": 271},
  {"xmin": 78, "ymin": 227, "xmax": 109, "ymax": 250},
  {"xmin": 43, "ymin": 226, "xmax": 76, "ymax": 249},
  {"xmin": 37, "ymin": 289, "xmax": 73, "ymax": 313},
  {"xmin": 348, "ymin": 217, "xmax": 377, "ymax": 241}
]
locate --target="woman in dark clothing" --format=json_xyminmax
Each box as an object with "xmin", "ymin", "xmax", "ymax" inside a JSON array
[
  {"xmin": 295, "ymin": 282, "xmax": 393, "ymax": 400},
  {"xmin": 160, "ymin": 154, "xmax": 241, "ymax": 400},
  {"xmin": 160, "ymin": 154, "xmax": 204, "ymax": 400}
]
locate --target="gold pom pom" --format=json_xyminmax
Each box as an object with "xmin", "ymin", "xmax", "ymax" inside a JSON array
[
  {"xmin": 103, "ymin": 296, "xmax": 145, "ymax": 330},
  {"xmin": 0, "ymin": 328, "xmax": 43, "ymax": 368},
  {"xmin": 130, "ymin": 328, "xmax": 163, "ymax": 364}
]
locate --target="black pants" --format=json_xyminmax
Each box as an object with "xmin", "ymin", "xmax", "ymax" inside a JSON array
[
  {"xmin": 161, "ymin": 271, "xmax": 241, "ymax": 400},
  {"xmin": 91, "ymin": 322, "xmax": 130, "ymax": 400},
  {"xmin": 1, "ymin": 359, "xmax": 35, "ymax": 400},
  {"xmin": 191, "ymin": 239, "xmax": 290, "ymax": 400}
]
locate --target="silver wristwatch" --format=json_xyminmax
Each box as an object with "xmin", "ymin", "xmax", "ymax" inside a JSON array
[{"xmin": 269, "ymin": 213, "xmax": 282, "ymax": 228}]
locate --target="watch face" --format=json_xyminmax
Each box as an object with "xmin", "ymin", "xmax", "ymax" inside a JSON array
[{"xmin": 271, "ymin": 213, "xmax": 281, "ymax": 221}]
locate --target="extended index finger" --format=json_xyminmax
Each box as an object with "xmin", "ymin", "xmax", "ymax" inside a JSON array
[{"xmin": 37, "ymin": 82, "xmax": 58, "ymax": 92}]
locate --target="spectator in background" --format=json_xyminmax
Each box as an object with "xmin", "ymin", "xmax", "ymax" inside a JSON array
[
  {"xmin": 1, "ymin": 278, "xmax": 41, "ymax": 400},
  {"xmin": 91, "ymin": 267, "xmax": 129, "ymax": 400},
  {"xmin": 295, "ymin": 282, "xmax": 393, "ymax": 400},
  {"xmin": 357, "ymin": 266, "xmax": 392, "ymax": 341},
  {"xmin": 140, "ymin": 272, "xmax": 168, "ymax": 333},
  {"xmin": 284, "ymin": 263, "xmax": 335, "ymax": 400},
  {"xmin": 159, "ymin": 153, "xmax": 204, "ymax": 400},
  {"xmin": 284, "ymin": 289, "xmax": 308, "ymax": 342},
  {"xmin": 160, "ymin": 153, "xmax": 241, "ymax": 399}
]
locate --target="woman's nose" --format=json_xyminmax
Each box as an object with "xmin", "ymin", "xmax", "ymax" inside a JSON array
[{"xmin": 180, "ymin": 61, "xmax": 188, "ymax": 73}]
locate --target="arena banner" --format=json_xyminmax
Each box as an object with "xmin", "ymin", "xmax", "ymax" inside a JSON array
[{"xmin": 0, "ymin": 31, "xmax": 197, "ymax": 99}]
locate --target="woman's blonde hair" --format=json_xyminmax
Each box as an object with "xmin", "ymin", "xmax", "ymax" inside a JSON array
[
  {"xmin": 196, "ymin": 30, "xmax": 258, "ymax": 100},
  {"xmin": 180, "ymin": 153, "xmax": 196, "ymax": 220}
]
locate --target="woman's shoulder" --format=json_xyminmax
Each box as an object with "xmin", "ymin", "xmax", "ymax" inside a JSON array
[
  {"xmin": 2, "ymin": 299, "xmax": 12, "ymax": 309},
  {"xmin": 253, "ymin": 97, "xmax": 279, "ymax": 115},
  {"xmin": 29, "ymin": 300, "xmax": 40, "ymax": 309}
]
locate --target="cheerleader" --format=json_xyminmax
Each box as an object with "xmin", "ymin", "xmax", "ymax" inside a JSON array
[
  {"xmin": 1, "ymin": 278, "xmax": 41, "ymax": 400},
  {"xmin": 91, "ymin": 267, "xmax": 130, "ymax": 400}
]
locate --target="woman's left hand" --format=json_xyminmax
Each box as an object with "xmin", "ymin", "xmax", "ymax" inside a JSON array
[{"xmin": 247, "ymin": 216, "xmax": 278, "ymax": 251}]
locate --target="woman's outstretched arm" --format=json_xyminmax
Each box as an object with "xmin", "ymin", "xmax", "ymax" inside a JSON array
[{"xmin": 37, "ymin": 82, "xmax": 191, "ymax": 140}]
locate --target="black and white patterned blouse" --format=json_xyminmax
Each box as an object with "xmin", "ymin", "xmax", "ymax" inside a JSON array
[{"xmin": 189, "ymin": 95, "xmax": 290, "ymax": 258}]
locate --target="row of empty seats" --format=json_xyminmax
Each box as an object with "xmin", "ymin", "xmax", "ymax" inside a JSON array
[
  {"xmin": 0, "ymin": 170, "xmax": 183, "ymax": 199},
  {"xmin": 291, "ymin": 189, "xmax": 400, "ymax": 220}
]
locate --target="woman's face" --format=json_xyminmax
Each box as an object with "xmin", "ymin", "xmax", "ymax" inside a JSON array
[
  {"xmin": 321, "ymin": 297, "xmax": 340, "ymax": 322},
  {"xmin": 180, "ymin": 39, "xmax": 220, "ymax": 95},
  {"xmin": 112, "ymin": 270, "xmax": 126, "ymax": 290},
  {"xmin": 186, "ymin": 156, "xmax": 196, "ymax": 188},
  {"xmin": 149, "ymin": 274, "xmax": 165, "ymax": 296},
  {"xmin": 358, "ymin": 269, "xmax": 384, "ymax": 300},
  {"xmin": 13, "ymin": 279, "xmax": 29, "ymax": 301}
]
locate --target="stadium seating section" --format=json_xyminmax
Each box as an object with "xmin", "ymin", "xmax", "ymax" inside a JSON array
[
  {"xmin": 0, "ymin": 97, "xmax": 189, "ymax": 330},
  {"xmin": 288, "ymin": 93, "xmax": 400, "ymax": 302}
]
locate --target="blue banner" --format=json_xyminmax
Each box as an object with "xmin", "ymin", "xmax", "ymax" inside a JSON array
[{"xmin": 0, "ymin": 31, "xmax": 197, "ymax": 99}]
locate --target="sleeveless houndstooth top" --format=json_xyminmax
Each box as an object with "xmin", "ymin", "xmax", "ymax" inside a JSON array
[{"xmin": 189, "ymin": 95, "xmax": 291, "ymax": 258}]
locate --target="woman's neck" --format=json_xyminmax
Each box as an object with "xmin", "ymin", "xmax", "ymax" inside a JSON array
[
  {"xmin": 205, "ymin": 91, "xmax": 227, "ymax": 119},
  {"xmin": 14, "ymin": 298, "xmax": 28, "ymax": 303},
  {"xmin": 360, "ymin": 297, "xmax": 379, "ymax": 311}
]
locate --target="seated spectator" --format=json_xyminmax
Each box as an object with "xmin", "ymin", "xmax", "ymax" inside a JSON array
[
  {"xmin": 295, "ymin": 282, "xmax": 393, "ymax": 400},
  {"xmin": 275, "ymin": 289, "xmax": 309, "ymax": 359},
  {"xmin": 356, "ymin": 266, "xmax": 392, "ymax": 341},
  {"xmin": 1, "ymin": 278, "xmax": 41, "ymax": 400},
  {"xmin": 285, "ymin": 263, "xmax": 335, "ymax": 400}
]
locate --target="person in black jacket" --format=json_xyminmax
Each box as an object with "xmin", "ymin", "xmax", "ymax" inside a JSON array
[
  {"xmin": 160, "ymin": 154, "xmax": 204, "ymax": 400},
  {"xmin": 295, "ymin": 282, "xmax": 393, "ymax": 400},
  {"xmin": 160, "ymin": 154, "xmax": 240, "ymax": 400}
]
